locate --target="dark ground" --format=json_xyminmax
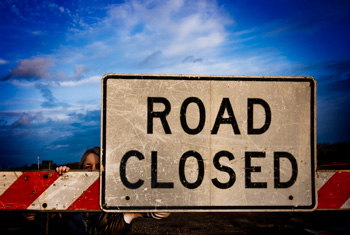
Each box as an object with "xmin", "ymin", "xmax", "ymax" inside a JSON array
[
  {"xmin": 1, "ymin": 211, "xmax": 349, "ymax": 235},
  {"xmin": 131, "ymin": 211, "xmax": 350, "ymax": 235}
]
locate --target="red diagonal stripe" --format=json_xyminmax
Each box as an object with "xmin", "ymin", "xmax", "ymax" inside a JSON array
[
  {"xmin": 68, "ymin": 178, "xmax": 100, "ymax": 210},
  {"xmin": 318, "ymin": 172, "xmax": 350, "ymax": 209},
  {"xmin": 0, "ymin": 172, "xmax": 59, "ymax": 209}
]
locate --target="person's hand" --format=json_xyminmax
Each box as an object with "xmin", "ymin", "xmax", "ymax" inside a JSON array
[{"xmin": 56, "ymin": 166, "xmax": 70, "ymax": 175}]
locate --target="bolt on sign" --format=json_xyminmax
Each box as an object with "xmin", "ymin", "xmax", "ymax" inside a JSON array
[{"xmin": 101, "ymin": 74, "xmax": 316, "ymax": 212}]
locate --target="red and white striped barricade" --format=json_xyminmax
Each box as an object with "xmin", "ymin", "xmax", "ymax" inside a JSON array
[
  {"xmin": 316, "ymin": 170, "xmax": 350, "ymax": 210},
  {"xmin": 0, "ymin": 171, "xmax": 100, "ymax": 211},
  {"xmin": 1, "ymin": 170, "xmax": 349, "ymax": 211}
]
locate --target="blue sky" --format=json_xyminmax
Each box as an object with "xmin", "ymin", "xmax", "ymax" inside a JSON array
[{"xmin": 0, "ymin": 0, "xmax": 349, "ymax": 168}]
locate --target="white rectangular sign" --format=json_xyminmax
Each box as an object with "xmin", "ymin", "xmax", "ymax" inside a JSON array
[{"xmin": 101, "ymin": 74, "xmax": 316, "ymax": 212}]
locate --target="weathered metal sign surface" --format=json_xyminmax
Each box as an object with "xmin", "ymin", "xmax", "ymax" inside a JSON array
[{"xmin": 101, "ymin": 74, "xmax": 316, "ymax": 212}]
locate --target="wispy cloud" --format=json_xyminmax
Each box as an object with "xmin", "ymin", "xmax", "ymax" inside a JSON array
[
  {"xmin": 182, "ymin": 56, "xmax": 203, "ymax": 63},
  {"xmin": 12, "ymin": 115, "xmax": 31, "ymax": 128},
  {"xmin": 59, "ymin": 75, "xmax": 100, "ymax": 87},
  {"xmin": 322, "ymin": 60, "xmax": 350, "ymax": 82},
  {"xmin": 55, "ymin": 64, "xmax": 90, "ymax": 81},
  {"xmin": 139, "ymin": 50, "xmax": 162, "ymax": 67},
  {"xmin": 46, "ymin": 144, "xmax": 69, "ymax": 150},
  {"xmin": 11, "ymin": 112, "xmax": 43, "ymax": 128},
  {"xmin": 0, "ymin": 59, "xmax": 8, "ymax": 65},
  {"xmin": 55, "ymin": 0, "xmax": 237, "ymax": 73},
  {"xmin": 35, "ymin": 84, "xmax": 69, "ymax": 108},
  {"xmin": 1, "ymin": 0, "xmax": 296, "ymax": 85},
  {"xmin": 2, "ymin": 58, "xmax": 54, "ymax": 81}
]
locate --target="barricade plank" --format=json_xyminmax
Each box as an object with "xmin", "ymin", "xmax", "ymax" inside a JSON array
[{"xmin": 0, "ymin": 170, "xmax": 349, "ymax": 211}]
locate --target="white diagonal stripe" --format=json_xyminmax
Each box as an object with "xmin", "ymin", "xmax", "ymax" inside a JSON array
[
  {"xmin": 316, "ymin": 171, "xmax": 335, "ymax": 191},
  {"xmin": 0, "ymin": 172, "xmax": 23, "ymax": 195},
  {"xmin": 27, "ymin": 171, "xmax": 99, "ymax": 210},
  {"xmin": 340, "ymin": 197, "xmax": 350, "ymax": 209}
]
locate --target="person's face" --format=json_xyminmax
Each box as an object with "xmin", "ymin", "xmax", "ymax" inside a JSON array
[{"xmin": 83, "ymin": 153, "xmax": 100, "ymax": 170}]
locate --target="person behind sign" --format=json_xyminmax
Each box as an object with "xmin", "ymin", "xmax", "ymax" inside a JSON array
[{"xmin": 56, "ymin": 147, "xmax": 170, "ymax": 234}]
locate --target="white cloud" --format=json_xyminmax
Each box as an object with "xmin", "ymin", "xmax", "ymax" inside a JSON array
[
  {"xmin": 0, "ymin": 59, "xmax": 8, "ymax": 65},
  {"xmin": 59, "ymin": 75, "xmax": 100, "ymax": 87},
  {"xmin": 31, "ymin": 31, "xmax": 45, "ymax": 35},
  {"xmin": 114, "ymin": 0, "xmax": 230, "ymax": 55},
  {"xmin": 52, "ymin": 0, "xmax": 293, "ymax": 78},
  {"xmin": 59, "ymin": 0, "xmax": 232, "ymax": 69},
  {"xmin": 54, "ymin": 64, "xmax": 89, "ymax": 81},
  {"xmin": 59, "ymin": 6, "xmax": 65, "ymax": 13},
  {"xmin": 46, "ymin": 144, "xmax": 69, "ymax": 150},
  {"xmin": 6, "ymin": 1, "xmax": 295, "ymax": 91}
]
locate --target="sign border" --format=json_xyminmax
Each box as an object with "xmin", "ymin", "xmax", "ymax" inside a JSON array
[{"xmin": 100, "ymin": 74, "xmax": 316, "ymax": 211}]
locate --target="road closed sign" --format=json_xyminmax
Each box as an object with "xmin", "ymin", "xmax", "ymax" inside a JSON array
[{"xmin": 101, "ymin": 74, "xmax": 316, "ymax": 212}]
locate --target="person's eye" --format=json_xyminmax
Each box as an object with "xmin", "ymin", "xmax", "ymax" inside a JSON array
[{"xmin": 84, "ymin": 165, "xmax": 92, "ymax": 169}]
